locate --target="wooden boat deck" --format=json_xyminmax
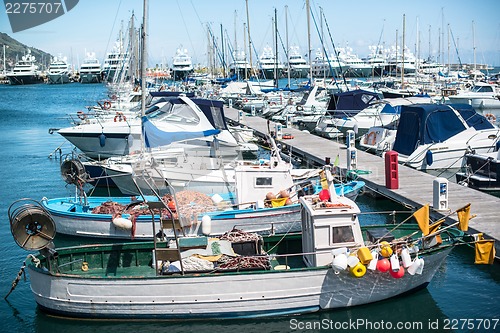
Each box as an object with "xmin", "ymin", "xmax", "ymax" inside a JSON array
[{"xmin": 225, "ymin": 107, "xmax": 500, "ymax": 258}]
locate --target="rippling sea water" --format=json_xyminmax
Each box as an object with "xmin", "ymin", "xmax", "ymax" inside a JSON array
[{"xmin": 0, "ymin": 82, "xmax": 498, "ymax": 333}]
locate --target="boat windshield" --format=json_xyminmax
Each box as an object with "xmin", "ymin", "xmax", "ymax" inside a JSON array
[{"xmin": 149, "ymin": 103, "xmax": 200, "ymax": 125}]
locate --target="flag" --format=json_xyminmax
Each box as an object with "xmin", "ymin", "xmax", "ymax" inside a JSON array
[
  {"xmin": 456, "ymin": 203, "xmax": 475, "ymax": 232},
  {"xmin": 413, "ymin": 204, "xmax": 429, "ymax": 236},
  {"xmin": 333, "ymin": 155, "xmax": 339, "ymax": 167},
  {"xmin": 429, "ymin": 218, "xmax": 445, "ymax": 235},
  {"xmin": 475, "ymin": 233, "xmax": 496, "ymax": 265}
]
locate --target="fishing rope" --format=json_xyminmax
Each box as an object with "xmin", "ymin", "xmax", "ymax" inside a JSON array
[{"xmin": 4, "ymin": 254, "xmax": 40, "ymax": 300}]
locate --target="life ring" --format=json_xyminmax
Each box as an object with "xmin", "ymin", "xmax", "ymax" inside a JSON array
[
  {"xmin": 77, "ymin": 111, "xmax": 87, "ymax": 121},
  {"xmin": 365, "ymin": 131, "xmax": 377, "ymax": 145},
  {"xmin": 103, "ymin": 101, "xmax": 112, "ymax": 110},
  {"xmin": 350, "ymin": 262, "xmax": 366, "ymax": 278},
  {"xmin": 270, "ymin": 101, "xmax": 277, "ymax": 106},
  {"xmin": 114, "ymin": 112, "xmax": 127, "ymax": 122},
  {"xmin": 485, "ymin": 113, "xmax": 496, "ymax": 123},
  {"xmin": 296, "ymin": 105, "xmax": 304, "ymax": 111},
  {"xmin": 243, "ymin": 98, "xmax": 248, "ymax": 103}
]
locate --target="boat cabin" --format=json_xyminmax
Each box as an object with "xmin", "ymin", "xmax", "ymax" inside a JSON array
[{"xmin": 300, "ymin": 195, "xmax": 362, "ymax": 267}]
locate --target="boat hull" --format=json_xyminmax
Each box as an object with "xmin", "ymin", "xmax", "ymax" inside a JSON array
[
  {"xmin": 7, "ymin": 74, "xmax": 44, "ymax": 85},
  {"xmin": 80, "ymin": 73, "xmax": 102, "ymax": 84},
  {"xmin": 42, "ymin": 182, "xmax": 364, "ymax": 239},
  {"xmin": 28, "ymin": 245, "xmax": 451, "ymax": 319},
  {"xmin": 48, "ymin": 74, "xmax": 71, "ymax": 84}
]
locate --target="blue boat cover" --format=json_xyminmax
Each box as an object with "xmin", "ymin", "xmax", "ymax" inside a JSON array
[
  {"xmin": 392, "ymin": 104, "xmax": 494, "ymax": 156},
  {"xmin": 142, "ymin": 116, "xmax": 220, "ymax": 148},
  {"xmin": 326, "ymin": 89, "xmax": 380, "ymax": 117}
]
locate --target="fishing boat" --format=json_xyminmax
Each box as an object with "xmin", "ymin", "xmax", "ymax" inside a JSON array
[
  {"xmin": 42, "ymin": 155, "xmax": 364, "ymax": 239},
  {"xmin": 7, "ymin": 182, "xmax": 466, "ymax": 319}
]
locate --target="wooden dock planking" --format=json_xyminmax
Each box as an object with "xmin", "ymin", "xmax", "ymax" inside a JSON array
[{"xmin": 225, "ymin": 107, "xmax": 500, "ymax": 257}]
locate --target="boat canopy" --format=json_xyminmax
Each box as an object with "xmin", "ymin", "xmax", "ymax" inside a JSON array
[
  {"xmin": 326, "ymin": 89, "xmax": 380, "ymax": 117},
  {"xmin": 142, "ymin": 115, "xmax": 220, "ymax": 149},
  {"xmin": 393, "ymin": 104, "xmax": 494, "ymax": 156}
]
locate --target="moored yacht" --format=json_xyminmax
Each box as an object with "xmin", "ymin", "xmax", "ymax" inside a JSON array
[
  {"xmin": 310, "ymin": 49, "xmax": 348, "ymax": 78},
  {"xmin": 447, "ymin": 82, "xmax": 500, "ymax": 111},
  {"xmin": 102, "ymin": 40, "xmax": 130, "ymax": 83},
  {"xmin": 6, "ymin": 49, "xmax": 43, "ymax": 85},
  {"xmin": 47, "ymin": 56, "xmax": 72, "ymax": 84},
  {"xmin": 286, "ymin": 45, "xmax": 309, "ymax": 78},
  {"xmin": 79, "ymin": 52, "xmax": 102, "ymax": 84},
  {"xmin": 171, "ymin": 47, "xmax": 194, "ymax": 81},
  {"xmin": 393, "ymin": 103, "xmax": 500, "ymax": 170},
  {"xmin": 337, "ymin": 47, "xmax": 372, "ymax": 78},
  {"xmin": 258, "ymin": 45, "xmax": 284, "ymax": 80},
  {"xmin": 229, "ymin": 49, "xmax": 251, "ymax": 80}
]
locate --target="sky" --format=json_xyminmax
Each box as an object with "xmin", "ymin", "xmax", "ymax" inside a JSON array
[{"xmin": 1, "ymin": 0, "xmax": 500, "ymax": 68}]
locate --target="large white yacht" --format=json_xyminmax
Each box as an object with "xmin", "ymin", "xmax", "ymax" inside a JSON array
[
  {"xmin": 102, "ymin": 40, "xmax": 130, "ymax": 83},
  {"xmin": 286, "ymin": 45, "xmax": 309, "ymax": 78},
  {"xmin": 6, "ymin": 49, "xmax": 43, "ymax": 85},
  {"xmin": 171, "ymin": 47, "xmax": 194, "ymax": 81},
  {"xmin": 310, "ymin": 49, "xmax": 349, "ymax": 78},
  {"xmin": 47, "ymin": 56, "xmax": 72, "ymax": 84},
  {"xmin": 79, "ymin": 52, "xmax": 102, "ymax": 84},
  {"xmin": 257, "ymin": 45, "xmax": 284, "ymax": 80}
]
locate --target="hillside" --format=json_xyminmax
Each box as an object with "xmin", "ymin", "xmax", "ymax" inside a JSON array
[{"xmin": 0, "ymin": 32, "xmax": 52, "ymax": 71}]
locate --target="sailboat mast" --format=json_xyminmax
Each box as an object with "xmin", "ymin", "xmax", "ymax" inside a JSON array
[
  {"xmin": 401, "ymin": 14, "xmax": 405, "ymax": 86},
  {"xmin": 274, "ymin": 8, "xmax": 278, "ymax": 89},
  {"xmin": 140, "ymin": 0, "xmax": 148, "ymax": 117},
  {"xmin": 286, "ymin": 5, "xmax": 290, "ymax": 87},
  {"xmin": 245, "ymin": 0, "xmax": 253, "ymax": 78},
  {"xmin": 473, "ymin": 20, "xmax": 476, "ymax": 71},
  {"xmin": 306, "ymin": 0, "xmax": 312, "ymax": 81}
]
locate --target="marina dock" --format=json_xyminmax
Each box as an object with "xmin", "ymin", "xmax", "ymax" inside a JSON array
[{"xmin": 225, "ymin": 107, "xmax": 500, "ymax": 258}]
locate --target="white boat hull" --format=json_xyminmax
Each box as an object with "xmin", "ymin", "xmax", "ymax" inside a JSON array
[{"xmin": 28, "ymin": 247, "xmax": 450, "ymax": 319}]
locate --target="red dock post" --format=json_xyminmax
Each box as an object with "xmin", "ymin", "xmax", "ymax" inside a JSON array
[{"xmin": 385, "ymin": 151, "xmax": 399, "ymax": 189}]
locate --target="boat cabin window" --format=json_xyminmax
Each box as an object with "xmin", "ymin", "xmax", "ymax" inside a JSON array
[
  {"xmin": 474, "ymin": 85, "xmax": 494, "ymax": 93},
  {"xmin": 149, "ymin": 103, "xmax": 200, "ymax": 125},
  {"xmin": 331, "ymin": 225, "xmax": 355, "ymax": 244},
  {"xmin": 255, "ymin": 177, "xmax": 273, "ymax": 187},
  {"xmin": 210, "ymin": 107, "xmax": 226, "ymax": 130}
]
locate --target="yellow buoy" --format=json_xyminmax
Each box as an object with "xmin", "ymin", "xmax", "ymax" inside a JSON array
[
  {"xmin": 379, "ymin": 241, "xmax": 393, "ymax": 258},
  {"xmin": 350, "ymin": 262, "xmax": 367, "ymax": 278}
]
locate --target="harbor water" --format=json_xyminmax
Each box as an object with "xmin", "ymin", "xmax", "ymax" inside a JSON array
[{"xmin": 0, "ymin": 83, "xmax": 499, "ymax": 332}]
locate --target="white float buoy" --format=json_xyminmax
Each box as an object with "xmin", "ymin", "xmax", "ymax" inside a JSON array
[
  {"xmin": 201, "ymin": 215, "xmax": 212, "ymax": 235},
  {"xmin": 112, "ymin": 217, "xmax": 133, "ymax": 230}
]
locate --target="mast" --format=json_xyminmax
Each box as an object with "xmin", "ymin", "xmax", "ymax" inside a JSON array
[
  {"xmin": 472, "ymin": 20, "xmax": 476, "ymax": 71},
  {"xmin": 140, "ymin": 0, "xmax": 148, "ymax": 154},
  {"xmin": 306, "ymin": 0, "xmax": 312, "ymax": 81},
  {"xmin": 140, "ymin": 0, "xmax": 148, "ymax": 117},
  {"xmin": 401, "ymin": 14, "xmax": 405, "ymax": 86},
  {"xmin": 244, "ymin": 22, "xmax": 248, "ymax": 80},
  {"xmin": 220, "ymin": 24, "xmax": 225, "ymax": 77},
  {"xmin": 285, "ymin": 5, "xmax": 290, "ymax": 87},
  {"xmin": 245, "ymin": 0, "xmax": 253, "ymax": 78},
  {"xmin": 274, "ymin": 8, "xmax": 278, "ymax": 89}
]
